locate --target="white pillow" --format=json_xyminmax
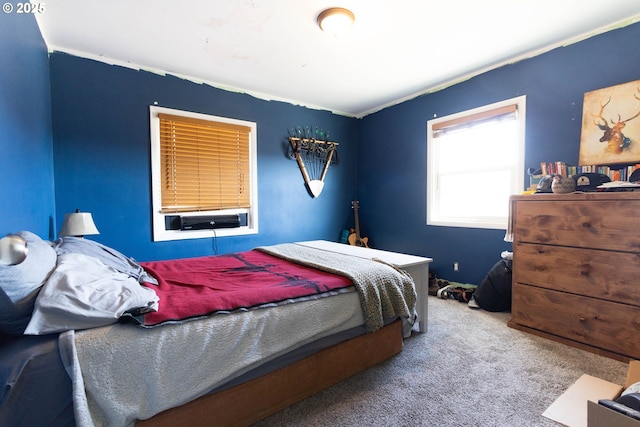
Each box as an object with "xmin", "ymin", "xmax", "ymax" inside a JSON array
[
  {"xmin": 24, "ymin": 253, "xmax": 159, "ymax": 335},
  {"xmin": 0, "ymin": 231, "xmax": 57, "ymax": 335}
]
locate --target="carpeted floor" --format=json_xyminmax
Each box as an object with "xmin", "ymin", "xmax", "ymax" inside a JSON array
[{"xmin": 254, "ymin": 296, "xmax": 628, "ymax": 426}]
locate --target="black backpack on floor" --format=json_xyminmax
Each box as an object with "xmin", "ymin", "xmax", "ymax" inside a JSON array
[{"xmin": 474, "ymin": 259, "xmax": 513, "ymax": 312}]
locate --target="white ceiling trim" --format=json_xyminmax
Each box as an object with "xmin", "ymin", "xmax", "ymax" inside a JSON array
[{"xmin": 359, "ymin": 14, "xmax": 640, "ymax": 117}]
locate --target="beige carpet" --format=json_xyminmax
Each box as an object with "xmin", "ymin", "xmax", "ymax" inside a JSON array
[{"xmin": 254, "ymin": 296, "xmax": 628, "ymax": 426}]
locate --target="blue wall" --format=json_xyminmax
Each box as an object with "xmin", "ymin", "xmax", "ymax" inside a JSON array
[
  {"xmin": 0, "ymin": 12, "xmax": 55, "ymax": 238},
  {"xmin": 3, "ymin": 12, "xmax": 640, "ymax": 283},
  {"xmin": 49, "ymin": 54, "xmax": 359, "ymax": 261},
  {"xmin": 358, "ymin": 22, "xmax": 640, "ymax": 283}
]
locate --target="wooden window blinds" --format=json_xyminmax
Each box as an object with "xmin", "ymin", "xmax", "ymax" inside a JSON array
[
  {"xmin": 158, "ymin": 113, "xmax": 251, "ymax": 213},
  {"xmin": 431, "ymin": 104, "xmax": 518, "ymax": 137}
]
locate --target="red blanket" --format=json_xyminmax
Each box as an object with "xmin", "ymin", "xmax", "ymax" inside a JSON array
[{"xmin": 139, "ymin": 250, "xmax": 352, "ymax": 326}]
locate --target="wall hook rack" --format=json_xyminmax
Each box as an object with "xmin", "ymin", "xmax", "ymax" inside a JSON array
[{"xmin": 288, "ymin": 136, "xmax": 339, "ymax": 197}]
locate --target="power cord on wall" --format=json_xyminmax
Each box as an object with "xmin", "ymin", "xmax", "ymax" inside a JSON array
[{"xmin": 211, "ymin": 229, "xmax": 219, "ymax": 255}]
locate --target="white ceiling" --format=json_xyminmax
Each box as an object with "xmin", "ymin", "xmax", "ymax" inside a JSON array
[{"xmin": 35, "ymin": 1, "xmax": 640, "ymax": 117}]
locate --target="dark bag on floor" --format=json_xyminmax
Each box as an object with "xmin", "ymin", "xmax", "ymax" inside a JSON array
[{"xmin": 474, "ymin": 259, "xmax": 512, "ymax": 312}]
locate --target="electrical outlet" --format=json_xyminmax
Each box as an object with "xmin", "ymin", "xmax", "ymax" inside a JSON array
[{"xmin": 453, "ymin": 262, "xmax": 459, "ymax": 272}]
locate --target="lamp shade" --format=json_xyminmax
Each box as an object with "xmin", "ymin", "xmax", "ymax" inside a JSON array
[
  {"xmin": 59, "ymin": 211, "xmax": 100, "ymax": 237},
  {"xmin": 0, "ymin": 234, "xmax": 28, "ymax": 265}
]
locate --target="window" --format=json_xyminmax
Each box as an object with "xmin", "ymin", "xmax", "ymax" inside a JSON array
[
  {"xmin": 427, "ymin": 96, "xmax": 526, "ymax": 229},
  {"xmin": 150, "ymin": 106, "xmax": 258, "ymax": 241}
]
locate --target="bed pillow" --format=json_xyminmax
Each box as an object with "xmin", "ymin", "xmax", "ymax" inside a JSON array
[
  {"xmin": 53, "ymin": 237, "xmax": 158, "ymax": 285},
  {"xmin": 0, "ymin": 231, "xmax": 57, "ymax": 335},
  {"xmin": 24, "ymin": 253, "xmax": 159, "ymax": 335}
]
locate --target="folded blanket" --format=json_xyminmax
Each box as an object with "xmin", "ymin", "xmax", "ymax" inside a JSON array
[{"xmin": 257, "ymin": 243, "xmax": 417, "ymax": 332}]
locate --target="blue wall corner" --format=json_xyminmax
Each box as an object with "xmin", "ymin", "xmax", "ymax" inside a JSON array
[
  {"xmin": 0, "ymin": 12, "xmax": 55, "ymax": 239},
  {"xmin": 357, "ymin": 22, "xmax": 640, "ymax": 283},
  {"xmin": 4, "ymin": 13, "xmax": 640, "ymax": 284}
]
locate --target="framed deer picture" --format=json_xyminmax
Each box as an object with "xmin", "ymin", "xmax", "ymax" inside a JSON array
[{"xmin": 579, "ymin": 80, "xmax": 640, "ymax": 165}]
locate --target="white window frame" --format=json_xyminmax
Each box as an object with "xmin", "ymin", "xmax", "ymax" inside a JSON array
[
  {"xmin": 427, "ymin": 96, "xmax": 526, "ymax": 230},
  {"xmin": 149, "ymin": 106, "xmax": 259, "ymax": 241}
]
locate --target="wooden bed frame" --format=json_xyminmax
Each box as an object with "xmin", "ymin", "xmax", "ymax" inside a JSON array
[{"xmin": 136, "ymin": 319, "xmax": 403, "ymax": 427}]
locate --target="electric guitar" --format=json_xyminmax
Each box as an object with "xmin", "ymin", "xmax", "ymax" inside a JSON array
[{"xmin": 348, "ymin": 200, "xmax": 369, "ymax": 248}]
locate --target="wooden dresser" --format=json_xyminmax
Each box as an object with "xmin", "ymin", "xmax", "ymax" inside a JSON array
[{"xmin": 508, "ymin": 192, "xmax": 640, "ymax": 362}]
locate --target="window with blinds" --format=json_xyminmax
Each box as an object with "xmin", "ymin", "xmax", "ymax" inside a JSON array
[
  {"xmin": 158, "ymin": 113, "xmax": 251, "ymax": 213},
  {"xmin": 427, "ymin": 96, "xmax": 526, "ymax": 230},
  {"xmin": 150, "ymin": 106, "xmax": 258, "ymax": 241}
]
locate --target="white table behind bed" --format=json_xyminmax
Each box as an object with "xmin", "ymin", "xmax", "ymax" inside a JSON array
[{"xmin": 296, "ymin": 240, "xmax": 432, "ymax": 332}]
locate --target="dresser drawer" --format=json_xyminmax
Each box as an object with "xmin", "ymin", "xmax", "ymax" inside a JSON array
[
  {"xmin": 511, "ymin": 283, "xmax": 640, "ymax": 359},
  {"xmin": 513, "ymin": 243, "xmax": 640, "ymax": 305},
  {"xmin": 513, "ymin": 199, "xmax": 640, "ymax": 252}
]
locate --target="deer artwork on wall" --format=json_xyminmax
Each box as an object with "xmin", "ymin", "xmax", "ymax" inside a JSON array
[{"xmin": 592, "ymin": 87, "xmax": 640, "ymax": 154}]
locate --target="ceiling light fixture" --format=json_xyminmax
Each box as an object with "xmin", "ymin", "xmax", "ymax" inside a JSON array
[{"xmin": 317, "ymin": 7, "xmax": 355, "ymax": 36}]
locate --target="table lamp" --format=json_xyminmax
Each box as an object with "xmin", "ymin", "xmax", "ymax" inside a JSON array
[{"xmin": 59, "ymin": 209, "xmax": 100, "ymax": 237}]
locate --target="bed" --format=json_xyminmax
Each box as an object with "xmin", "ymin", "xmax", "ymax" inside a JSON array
[{"xmin": 0, "ymin": 232, "xmax": 418, "ymax": 426}]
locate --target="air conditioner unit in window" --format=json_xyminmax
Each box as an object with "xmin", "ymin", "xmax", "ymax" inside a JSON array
[{"xmin": 179, "ymin": 214, "xmax": 241, "ymax": 230}]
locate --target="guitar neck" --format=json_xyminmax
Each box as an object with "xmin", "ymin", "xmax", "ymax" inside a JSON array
[{"xmin": 349, "ymin": 200, "xmax": 369, "ymax": 248}]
